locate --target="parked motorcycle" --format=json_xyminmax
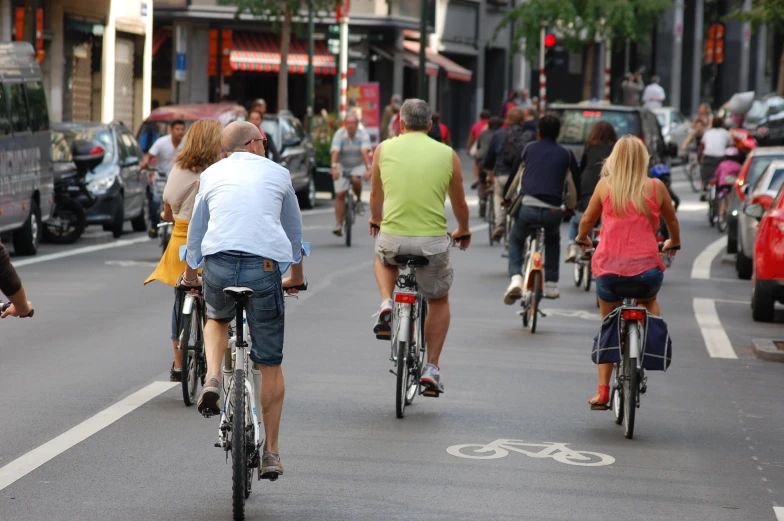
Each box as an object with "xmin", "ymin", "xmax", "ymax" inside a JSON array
[{"xmin": 42, "ymin": 140, "xmax": 105, "ymax": 244}]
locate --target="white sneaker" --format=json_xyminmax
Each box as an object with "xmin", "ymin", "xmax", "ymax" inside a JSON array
[
  {"xmin": 565, "ymin": 244, "xmax": 580, "ymax": 263},
  {"xmin": 504, "ymin": 275, "xmax": 524, "ymax": 305},
  {"xmin": 544, "ymin": 282, "xmax": 560, "ymax": 299}
]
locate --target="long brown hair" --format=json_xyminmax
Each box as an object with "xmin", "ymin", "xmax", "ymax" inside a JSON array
[
  {"xmin": 585, "ymin": 121, "xmax": 617, "ymax": 149},
  {"xmin": 175, "ymin": 119, "xmax": 222, "ymax": 173}
]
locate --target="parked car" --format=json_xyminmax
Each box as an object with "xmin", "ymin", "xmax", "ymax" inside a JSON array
[
  {"xmin": 262, "ymin": 111, "xmax": 317, "ymax": 209},
  {"xmin": 744, "ymin": 182, "xmax": 784, "ymax": 321},
  {"xmin": 52, "ymin": 122, "xmax": 150, "ymax": 238},
  {"xmin": 736, "ymin": 159, "xmax": 784, "ymax": 279},
  {"xmin": 548, "ymin": 103, "xmax": 677, "ymax": 164},
  {"xmin": 652, "ymin": 107, "xmax": 691, "ymax": 163},
  {"xmin": 726, "ymin": 147, "xmax": 784, "ymax": 255},
  {"xmin": 136, "ymin": 103, "xmax": 247, "ymax": 153},
  {"xmin": 0, "ymin": 42, "xmax": 54, "ymax": 255},
  {"xmin": 742, "ymin": 94, "xmax": 784, "ymax": 145}
]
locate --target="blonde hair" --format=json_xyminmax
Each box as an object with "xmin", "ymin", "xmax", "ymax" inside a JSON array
[
  {"xmin": 602, "ymin": 135, "xmax": 653, "ymax": 225},
  {"xmin": 175, "ymin": 119, "xmax": 223, "ymax": 172}
]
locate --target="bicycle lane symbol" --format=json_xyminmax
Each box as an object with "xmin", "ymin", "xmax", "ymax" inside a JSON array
[{"xmin": 446, "ymin": 439, "xmax": 615, "ymax": 467}]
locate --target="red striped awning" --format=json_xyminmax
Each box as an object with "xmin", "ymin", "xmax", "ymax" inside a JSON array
[
  {"xmin": 402, "ymin": 41, "xmax": 473, "ymax": 83},
  {"xmin": 231, "ymin": 32, "xmax": 351, "ymax": 76}
]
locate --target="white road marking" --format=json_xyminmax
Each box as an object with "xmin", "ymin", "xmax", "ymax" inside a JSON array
[
  {"xmin": 691, "ymin": 237, "xmax": 727, "ymax": 280},
  {"xmin": 677, "ymin": 201, "xmax": 709, "ymax": 212},
  {"xmin": 0, "ymin": 381, "xmax": 176, "ymax": 491},
  {"xmin": 105, "ymin": 260, "xmax": 159, "ymax": 267},
  {"xmin": 712, "ymin": 298, "xmax": 750, "ymax": 306},
  {"xmin": 776, "ymin": 506, "xmax": 784, "ymax": 520},
  {"xmin": 446, "ymin": 439, "xmax": 614, "ymax": 467},
  {"xmin": 534, "ymin": 308, "xmax": 601, "ymax": 321},
  {"xmin": 13, "ymin": 235, "xmax": 152, "ymax": 268},
  {"xmin": 693, "ymin": 298, "xmax": 738, "ymax": 359}
]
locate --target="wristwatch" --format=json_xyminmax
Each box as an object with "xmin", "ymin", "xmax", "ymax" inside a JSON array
[{"xmin": 331, "ymin": 163, "xmax": 339, "ymax": 168}]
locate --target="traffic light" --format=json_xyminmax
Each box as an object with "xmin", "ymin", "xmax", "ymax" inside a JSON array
[{"xmin": 544, "ymin": 33, "xmax": 557, "ymax": 69}]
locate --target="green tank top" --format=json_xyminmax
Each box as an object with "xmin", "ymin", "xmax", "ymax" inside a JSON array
[{"xmin": 380, "ymin": 132, "xmax": 453, "ymax": 236}]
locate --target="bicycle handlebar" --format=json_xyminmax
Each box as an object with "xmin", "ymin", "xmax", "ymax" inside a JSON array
[{"xmin": 0, "ymin": 302, "xmax": 34, "ymax": 317}]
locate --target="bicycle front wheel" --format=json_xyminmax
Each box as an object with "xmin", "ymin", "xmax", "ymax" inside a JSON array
[
  {"xmin": 688, "ymin": 162, "xmax": 700, "ymax": 193},
  {"xmin": 179, "ymin": 308, "xmax": 198, "ymax": 407},
  {"xmin": 395, "ymin": 340, "xmax": 408, "ymax": 418},
  {"xmin": 527, "ymin": 271, "xmax": 541, "ymax": 334},
  {"xmin": 623, "ymin": 357, "xmax": 637, "ymax": 439},
  {"xmin": 406, "ymin": 301, "xmax": 427, "ymax": 406},
  {"xmin": 582, "ymin": 264, "xmax": 592, "ymax": 292},
  {"xmin": 573, "ymin": 262, "xmax": 583, "ymax": 287},
  {"xmin": 232, "ymin": 369, "xmax": 248, "ymax": 520},
  {"xmin": 345, "ymin": 194, "xmax": 353, "ymax": 247},
  {"xmin": 486, "ymin": 193, "xmax": 495, "ymax": 245}
]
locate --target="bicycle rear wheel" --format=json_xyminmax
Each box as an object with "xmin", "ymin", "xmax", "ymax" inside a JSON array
[
  {"xmin": 395, "ymin": 340, "xmax": 408, "ymax": 418},
  {"xmin": 527, "ymin": 271, "xmax": 541, "ymax": 334},
  {"xmin": 612, "ymin": 363, "xmax": 623, "ymax": 425},
  {"xmin": 232, "ymin": 369, "xmax": 248, "ymax": 520},
  {"xmin": 345, "ymin": 193, "xmax": 353, "ymax": 247},
  {"xmin": 717, "ymin": 197, "xmax": 728, "ymax": 232},
  {"xmin": 623, "ymin": 356, "xmax": 637, "ymax": 439},
  {"xmin": 707, "ymin": 186, "xmax": 717, "ymax": 227},
  {"xmin": 486, "ymin": 193, "xmax": 495, "ymax": 245}
]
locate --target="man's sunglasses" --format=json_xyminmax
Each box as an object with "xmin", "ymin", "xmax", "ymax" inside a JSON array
[{"xmin": 244, "ymin": 137, "xmax": 267, "ymax": 147}]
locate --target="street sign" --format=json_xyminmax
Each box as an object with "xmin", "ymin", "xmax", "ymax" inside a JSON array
[
  {"xmin": 175, "ymin": 52, "xmax": 187, "ymax": 82},
  {"xmin": 328, "ymin": 24, "xmax": 340, "ymax": 35},
  {"xmin": 328, "ymin": 39, "xmax": 340, "ymax": 55}
]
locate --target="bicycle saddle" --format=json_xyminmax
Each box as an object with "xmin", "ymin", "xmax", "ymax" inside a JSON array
[
  {"xmin": 610, "ymin": 281, "xmax": 651, "ymax": 299},
  {"xmin": 394, "ymin": 254, "xmax": 429, "ymax": 267},
  {"xmin": 223, "ymin": 286, "xmax": 255, "ymax": 298}
]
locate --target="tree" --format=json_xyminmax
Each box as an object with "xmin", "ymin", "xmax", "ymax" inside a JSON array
[
  {"xmin": 221, "ymin": 0, "xmax": 340, "ymax": 111},
  {"xmin": 497, "ymin": 0, "xmax": 672, "ymax": 98},
  {"xmin": 726, "ymin": 0, "xmax": 784, "ymax": 95}
]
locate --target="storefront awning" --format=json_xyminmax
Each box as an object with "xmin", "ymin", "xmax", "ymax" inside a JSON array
[
  {"xmin": 231, "ymin": 32, "xmax": 351, "ymax": 75},
  {"xmin": 401, "ymin": 41, "xmax": 473, "ymax": 83},
  {"xmin": 371, "ymin": 46, "xmax": 438, "ymax": 76}
]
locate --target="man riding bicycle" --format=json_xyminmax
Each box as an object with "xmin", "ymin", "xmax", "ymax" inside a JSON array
[
  {"xmin": 182, "ymin": 121, "xmax": 307, "ymax": 480},
  {"xmin": 503, "ymin": 115, "xmax": 579, "ymax": 303},
  {"xmin": 368, "ymin": 98, "xmax": 471, "ymax": 394},
  {"xmin": 331, "ymin": 113, "xmax": 371, "ymax": 236}
]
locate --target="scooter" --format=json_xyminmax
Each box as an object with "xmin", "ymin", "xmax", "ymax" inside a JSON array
[{"xmin": 42, "ymin": 140, "xmax": 105, "ymax": 244}]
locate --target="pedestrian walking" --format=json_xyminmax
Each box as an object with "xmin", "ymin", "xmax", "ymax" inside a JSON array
[
  {"xmin": 428, "ymin": 112, "xmax": 451, "ymax": 147},
  {"xmin": 380, "ymin": 94, "xmax": 401, "ymax": 141},
  {"xmin": 500, "ymin": 90, "xmax": 518, "ymax": 119},
  {"xmin": 518, "ymin": 89, "xmax": 532, "ymax": 109},
  {"xmin": 467, "ymin": 109, "xmax": 492, "ymax": 188},
  {"xmin": 642, "ymin": 75, "xmax": 666, "ymax": 109},
  {"xmin": 621, "ymin": 72, "xmax": 644, "ymax": 107}
]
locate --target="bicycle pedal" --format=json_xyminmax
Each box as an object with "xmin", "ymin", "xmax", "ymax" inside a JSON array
[
  {"xmin": 376, "ymin": 331, "xmax": 391, "ymax": 341},
  {"xmin": 389, "ymin": 369, "xmax": 397, "ymax": 376},
  {"xmin": 538, "ymin": 309, "xmax": 547, "ymax": 317},
  {"xmin": 421, "ymin": 388, "xmax": 441, "ymax": 398},
  {"xmin": 590, "ymin": 403, "xmax": 610, "ymax": 411}
]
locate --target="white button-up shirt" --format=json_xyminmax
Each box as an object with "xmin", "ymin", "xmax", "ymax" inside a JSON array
[{"xmin": 183, "ymin": 152, "xmax": 306, "ymax": 270}]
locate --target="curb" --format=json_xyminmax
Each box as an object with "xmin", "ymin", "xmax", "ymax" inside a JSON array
[
  {"xmin": 751, "ymin": 338, "xmax": 784, "ymax": 363},
  {"xmin": 78, "ymin": 230, "xmax": 115, "ymax": 246}
]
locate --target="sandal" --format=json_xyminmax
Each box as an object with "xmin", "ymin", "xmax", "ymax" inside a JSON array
[
  {"xmin": 589, "ymin": 385, "xmax": 610, "ymax": 410},
  {"xmin": 170, "ymin": 361, "xmax": 182, "ymax": 383}
]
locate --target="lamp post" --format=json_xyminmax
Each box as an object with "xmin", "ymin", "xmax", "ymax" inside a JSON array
[{"xmin": 418, "ymin": 0, "xmax": 428, "ymax": 99}]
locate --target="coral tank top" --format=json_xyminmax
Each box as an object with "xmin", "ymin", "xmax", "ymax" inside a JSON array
[{"xmin": 592, "ymin": 179, "xmax": 666, "ymax": 277}]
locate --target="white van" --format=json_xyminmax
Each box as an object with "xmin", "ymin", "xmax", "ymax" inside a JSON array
[{"xmin": 0, "ymin": 42, "xmax": 53, "ymax": 255}]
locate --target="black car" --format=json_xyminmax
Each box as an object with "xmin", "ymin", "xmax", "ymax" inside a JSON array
[
  {"xmin": 548, "ymin": 103, "xmax": 677, "ymax": 162},
  {"xmin": 742, "ymin": 94, "xmax": 784, "ymax": 146},
  {"xmin": 51, "ymin": 122, "xmax": 150, "ymax": 237},
  {"xmin": 262, "ymin": 111, "xmax": 317, "ymax": 209}
]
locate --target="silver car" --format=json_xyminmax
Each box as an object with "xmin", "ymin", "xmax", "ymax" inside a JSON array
[
  {"xmin": 652, "ymin": 107, "xmax": 691, "ymax": 164},
  {"xmin": 736, "ymin": 159, "xmax": 784, "ymax": 279}
]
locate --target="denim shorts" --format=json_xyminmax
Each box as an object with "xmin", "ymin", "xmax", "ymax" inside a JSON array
[
  {"xmin": 203, "ymin": 252, "xmax": 285, "ymax": 367},
  {"xmin": 595, "ymin": 267, "xmax": 663, "ymax": 303}
]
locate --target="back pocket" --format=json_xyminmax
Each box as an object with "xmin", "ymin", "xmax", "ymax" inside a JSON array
[{"xmin": 249, "ymin": 284, "xmax": 283, "ymax": 323}]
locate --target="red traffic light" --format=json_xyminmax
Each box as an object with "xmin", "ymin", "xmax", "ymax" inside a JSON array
[{"xmin": 545, "ymin": 34, "xmax": 557, "ymax": 48}]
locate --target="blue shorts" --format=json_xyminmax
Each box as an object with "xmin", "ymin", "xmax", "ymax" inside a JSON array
[
  {"xmin": 595, "ymin": 267, "xmax": 663, "ymax": 303},
  {"xmin": 203, "ymin": 253, "xmax": 285, "ymax": 367}
]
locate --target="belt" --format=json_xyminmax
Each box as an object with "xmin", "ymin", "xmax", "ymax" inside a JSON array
[{"xmin": 223, "ymin": 250, "xmax": 263, "ymax": 259}]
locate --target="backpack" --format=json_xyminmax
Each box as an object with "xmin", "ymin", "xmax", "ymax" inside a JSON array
[{"xmin": 502, "ymin": 125, "xmax": 534, "ymax": 166}]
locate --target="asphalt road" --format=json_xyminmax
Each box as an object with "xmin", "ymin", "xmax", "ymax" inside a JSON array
[{"xmin": 1, "ymin": 167, "xmax": 783, "ymax": 521}]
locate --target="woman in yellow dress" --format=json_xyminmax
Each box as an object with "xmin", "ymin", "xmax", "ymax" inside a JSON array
[{"xmin": 145, "ymin": 119, "xmax": 222, "ymax": 381}]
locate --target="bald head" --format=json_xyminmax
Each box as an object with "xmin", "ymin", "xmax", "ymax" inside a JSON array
[{"xmin": 222, "ymin": 121, "xmax": 263, "ymax": 155}]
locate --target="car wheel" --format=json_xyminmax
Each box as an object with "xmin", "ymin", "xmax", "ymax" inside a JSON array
[
  {"xmin": 751, "ymin": 279, "xmax": 775, "ymax": 322},
  {"xmin": 110, "ymin": 196, "xmax": 125, "ymax": 238},
  {"xmin": 297, "ymin": 175, "xmax": 316, "ymax": 209},
  {"xmin": 13, "ymin": 199, "xmax": 41, "ymax": 256},
  {"xmin": 131, "ymin": 191, "xmax": 150, "ymax": 232},
  {"xmin": 736, "ymin": 244, "xmax": 753, "ymax": 280}
]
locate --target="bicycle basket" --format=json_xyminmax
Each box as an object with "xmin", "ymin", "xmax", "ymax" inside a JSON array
[
  {"xmin": 591, "ymin": 308, "xmax": 622, "ymax": 365},
  {"xmin": 642, "ymin": 314, "xmax": 672, "ymax": 371}
]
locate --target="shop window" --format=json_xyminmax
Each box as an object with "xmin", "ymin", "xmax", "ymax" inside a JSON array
[{"xmin": 26, "ymin": 81, "xmax": 49, "ymax": 131}]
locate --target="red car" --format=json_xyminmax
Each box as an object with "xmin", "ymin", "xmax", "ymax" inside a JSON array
[{"xmin": 747, "ymin": 182, "xmax": 784, "ymax": 321}]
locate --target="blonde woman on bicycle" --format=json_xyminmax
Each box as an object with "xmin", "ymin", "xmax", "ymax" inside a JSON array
[
  {"xmin": 575, "ymin": 136, "xmax": 681, "ymax": 409},
  {"xmin": 145, "ymin": 119, "xmax": 223, "ymax": 381}
]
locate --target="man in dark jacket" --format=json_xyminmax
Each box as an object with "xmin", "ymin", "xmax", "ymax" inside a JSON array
[
  {"xmin": 484, "ymin": 108, "xmax": 536, "ymax": 239},
  {"xmin": 502, "ymin": 115, "xmax": 579, "ymax": 302}
]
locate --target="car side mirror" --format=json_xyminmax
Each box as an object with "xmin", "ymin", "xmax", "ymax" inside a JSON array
[
  {"xmin": 743, "ymin": 203, "xmax": 765, "ymax": 220},
  {"xmin": 72, "ymin": 139, "xmax": 105, "ymax": 173},
  {"xmin": 123, "ymin": 156, "xmax": 140, "ymax": 167}
]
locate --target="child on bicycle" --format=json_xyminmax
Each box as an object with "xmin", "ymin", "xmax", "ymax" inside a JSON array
[{"xmin": 715, "ymin": 147, "xmax": 744, "ymax": 191}]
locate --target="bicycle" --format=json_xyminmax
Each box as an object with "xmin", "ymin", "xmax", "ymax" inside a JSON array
[
  {"xmin": 706, "ymin": 178, "xmax": 718, "ymax": 227},
  {"xmin": 388, "ymin": 236, "xmax": 469, "ymax": 419},
  {"xmin": 573, "ymin": 228, "xmax": 599, "ymax": 292},
  {"xmin": 715, "ymin": 177, "xmax": 736, "ymax": 233},
  {"xmin": 341, "ymin": 171, "xmax": 359, "ymax": 248},
  {"xmin": 685, "ymin": 150, "xmax": 700, "ymax": 193},
  {"xmin": 485, "ymin": 184, "xmax": 495, "ymax": 246},
  {"xmin": 211, "ymin": 282, "xmax": 307, "ymax": 520},
  {"xmin": 519, "ymin": 225, "xmax": 546, "ymax": 334},
  {"xmin": 176, "ymin": 280, "xmax": 207, "ymax": 407}
]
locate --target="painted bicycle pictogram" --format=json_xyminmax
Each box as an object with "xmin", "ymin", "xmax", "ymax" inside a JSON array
[{"xmin": 446, "ymin": 439, "xmax": 615, "ymax": 467}]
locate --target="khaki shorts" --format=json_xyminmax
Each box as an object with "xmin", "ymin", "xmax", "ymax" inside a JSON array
[
  {"xmin": 375, "ymin": 232, "xmax": 454, "ymax": 299},
  {"xmin": 334, "ymin": 165, "xmax": 365, "ymax": 193}
]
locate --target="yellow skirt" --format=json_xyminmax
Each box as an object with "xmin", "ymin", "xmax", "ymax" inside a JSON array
[{"xmin": 144, "ymin": 220, "xmax": 190, "ymax": 287}]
